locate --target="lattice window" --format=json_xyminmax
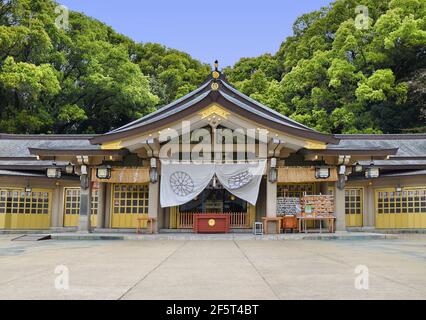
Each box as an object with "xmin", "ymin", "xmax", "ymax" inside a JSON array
[
  {"xmin": 0, "ymin": 190, "xmax": 6, "ymax": 214},
  {"xmin": 91, "ymin": 189, "xmax": 99, "ymax": 216},
  {"xmin": 112, "ymin": 184, "xmax": 149, "ymax": 214},
  {"xmin": 64, "ymin": 188, "xmax": 99, "ymax": 215},
  {"xmin": 345, "ymin": 188, "xmax": 363, "ymax": 215},
  {"xmin": 0, "ymin": 189, "xmax": 50, "ymax": 215},
  {"xmin": 377, "ymin": 188, "xmax": 426, "ymax": 214},
  {"xmin": 277, "ymin": 184, "xmax": 315, "ymax": 198}
]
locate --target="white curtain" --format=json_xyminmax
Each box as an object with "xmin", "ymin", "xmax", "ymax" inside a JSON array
[
  {"xmin": 160, "ymin": 160, "xmax": 266, "ymax": 208},
  {"xmin": 215, "ymin": 160, "xmax": 266, "ymax": 206},
  {"xmin": 160, "ymin": 161, "xmax": 215, "ymax": 208}
]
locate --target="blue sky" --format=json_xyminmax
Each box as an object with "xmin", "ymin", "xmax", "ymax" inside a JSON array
[{"xmin": 58, "ymin": 0, "xmax": 334, "ymax": 67}]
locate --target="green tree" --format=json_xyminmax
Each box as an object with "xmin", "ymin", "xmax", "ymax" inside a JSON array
[
  {"xmin": 0, "ymin": 0, "xmax": 209, "ymax": 134},
  {"xmin": 227, "ymin": 0, "xmax": 426, "ymax": 134}
]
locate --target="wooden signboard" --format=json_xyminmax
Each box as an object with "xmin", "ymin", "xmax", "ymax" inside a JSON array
[
  {"xmin": 278, "ymin": 167, "xmax": 338, "ymax": 183},
  {"xmin": 91, "ymin": 167, "xmax": 150, "ymax": 183}
]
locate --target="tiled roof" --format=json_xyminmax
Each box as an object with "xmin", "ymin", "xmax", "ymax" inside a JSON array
[
  {"xmin": 331, "ymin": 135, "xmax": 426, "ymax": 158},
  {"xmin": 91, "ymin": 73, "xmax": 338, "ymax": 144},
  {"xmin": 0, "ymin": 135, "xmax": 100, "ymax": 159}
]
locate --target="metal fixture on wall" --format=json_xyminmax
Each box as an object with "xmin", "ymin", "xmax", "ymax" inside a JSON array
[
  {"xmin": 269, "ymin": 157, "xmax": 277, "ymax": 183},
  {"xmin": 150, "ymin": 157, "xmax": 158, "ymax": 183}
]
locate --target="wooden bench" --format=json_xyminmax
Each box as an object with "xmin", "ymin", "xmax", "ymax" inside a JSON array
[{"xmin": 136, "ymin": 217, "xmax": 157, "ymax": 234}]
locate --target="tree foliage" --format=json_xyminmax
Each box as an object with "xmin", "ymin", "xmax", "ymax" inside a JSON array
[
  {"xmin": 224, "ymin": 0, "xmax": 426, "ymax": 133},
  {"xmin": 0, "ymin": 0, "xmax": 210, "ymax": 133},
  {"xmin": 0, "ymin": 0, "xmax": 424, "ymax": 135}
]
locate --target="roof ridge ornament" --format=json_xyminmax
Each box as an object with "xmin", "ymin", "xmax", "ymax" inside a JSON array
[
  {"xmin": 212, "ymin": 60, "xmax": 220, "ymax": 79},
  {"xmin": 211, "ymin": 60, "xmax": 220, "ymax": 91}
]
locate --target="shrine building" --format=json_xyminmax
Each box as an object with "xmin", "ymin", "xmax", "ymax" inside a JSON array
[{"xmin": 0, "ymin": 64, "xmax": 425, "ymax": 233}]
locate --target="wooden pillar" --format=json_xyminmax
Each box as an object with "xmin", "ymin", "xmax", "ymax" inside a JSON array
[
  {"xmin": 104, "ymin": 184, "xmax": 112, "ymax": 228},
  {"xmin": 78, "ymin": 167, "xmax": 92, "ymax": 233},
  {"xmin": 265, "ymin": 175, "xmax": 279, "ymax": 234},
  {"xmin": 364, "ymin": 184, "xmax": 374, "ymax": 228},
  {"xmin": 334, "ymin": 182, "xmax": 346, "ymax": 231},
  {"xmin": 266, "ymin": 178, "xmax": 277, "ymax": 218},
  {"xmin": 148, "ymin": 180, "xmax": 159, "ymax": 233},
  {"xmin": 96, "ymin": 182, "xmax": 106, "ymax": 229},
  {"xmin": 51, "ymin": 185, "xmax": 61, "ymax": 228}
]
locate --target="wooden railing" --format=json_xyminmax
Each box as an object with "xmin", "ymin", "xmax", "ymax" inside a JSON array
[
  {"xmin": 178, "ymin": 212, "xmax": 250, "ymax": 229},
  {"xmin": 228, "ymin": 212, "xmax": 250, "ymax": 228},
  {"xmin": 177, "ymin": 212, "xmax": 194, "ymax": 229}
]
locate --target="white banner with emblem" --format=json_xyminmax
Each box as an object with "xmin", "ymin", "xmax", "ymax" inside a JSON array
[{"xmin": 160, "ymin": 160, "xmax": 267, "ymax": 208}]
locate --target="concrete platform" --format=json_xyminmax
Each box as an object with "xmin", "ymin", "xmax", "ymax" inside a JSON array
[{"xmin": 47, "ymin": 231, "xmax": 399, "ymax": 241}]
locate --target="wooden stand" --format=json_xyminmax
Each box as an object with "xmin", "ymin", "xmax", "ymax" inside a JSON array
[
  {"xmin": 298, "ymin": 216, "xmax": 335, "ymax": 233},
  {"xmin": 262, "ymin": 217, "xmax": 282, "ymax": 234},
  {"xmin": 136, "ymin": 217, "xmax": 157, "ymax": 234},
  {"xmin": 281, "ymin": 216, "xmax": 298, "ymax": 233}
]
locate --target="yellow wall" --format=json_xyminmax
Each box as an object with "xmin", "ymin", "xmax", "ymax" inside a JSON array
[
  {"xmin": 0, "ymin": 188, "xmax": 52, "ymax": 230},
  {"xmin": 347, "ymin": 176, "xmax": 426, "ymax": 229},
  {"xmin": 375, "ymin": 187, "xmax": 426, "ymax": 229},
  {"xmin": 0, "ymin": 176, "xmax": 79, "ymax": 230}
]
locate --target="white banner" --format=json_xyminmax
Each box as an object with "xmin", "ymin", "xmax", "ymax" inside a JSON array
[{"xmin": 160, "ymin": 160, "xmax": 266, "ymax": 208}]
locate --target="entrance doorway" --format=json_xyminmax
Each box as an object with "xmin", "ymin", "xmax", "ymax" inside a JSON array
[
  {"xmin": 170, "ymin": 187, "xmax": 255, "ymax": 229},
  {"xmin": 111, "ymin": 184, "xmax": 149, "ymax": 228}
]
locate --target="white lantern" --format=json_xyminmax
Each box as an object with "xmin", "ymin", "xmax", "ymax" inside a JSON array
[
  {"xmin": 149, "ymin": 158, "xmax": 158, "ymax": 183},
  {"xmin": 365, "ymin": 166, "xmax": 379, "ymax": 179},
  {"xmin": 269, "ymin": 167, "xmax": 277, "ymax": 183},
  {"xmin": 65, "ymin": 163, "xmax": 75, "ymax": 174},
  {"xmin": 352, "ymin": 163, "xmax": 363, "ymax": 173},
  {"xmin": 47, "ymin": 167, "xmax": 61, "ymax": 179},
  {"xmin": 315, "ymin": 167, "xmax": 330, "ymax": 179},
  {"xmin": 96, "ymin": 165, "xmax": 112, "ymax": 179}
]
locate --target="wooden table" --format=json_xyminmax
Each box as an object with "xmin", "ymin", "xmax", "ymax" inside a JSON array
[
  {"xmin": 298, "ymin": 216, "xmax": 335, "ymax": 233},
  {"xmin": 262, "ymin": 217, "xmax": 282, "ymax": 234},
  {"xmin": 136, "ymin": 217, "xmax": 157, "ymax": 234}
]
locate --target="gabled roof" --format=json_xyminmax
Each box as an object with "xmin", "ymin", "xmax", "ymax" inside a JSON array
[{"xmin": 90, "ymin": 72, "xmax": 339, "ymax": 144}]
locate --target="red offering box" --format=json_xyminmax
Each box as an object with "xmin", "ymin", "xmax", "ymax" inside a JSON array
[{"xmin": 193, "ymin": 214, "xmax": 230, "ymax": 233}]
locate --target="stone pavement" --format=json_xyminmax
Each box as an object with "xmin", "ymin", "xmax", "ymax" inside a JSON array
[{"xmin": 0, "ymin": 235, "xmax": 425, "ymax": 299}]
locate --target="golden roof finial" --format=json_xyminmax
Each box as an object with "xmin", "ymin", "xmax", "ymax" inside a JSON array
[{"xmin": 212, "ymin": 60, "xmax": 220, "ymax": 80}]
